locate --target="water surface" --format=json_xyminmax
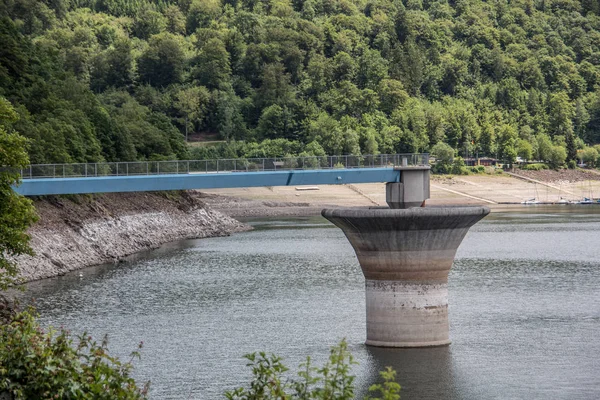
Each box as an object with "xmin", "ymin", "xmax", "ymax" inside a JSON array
[{"xmin": 22, "ymin": 206, "xmax": 600, "ymax": 399}]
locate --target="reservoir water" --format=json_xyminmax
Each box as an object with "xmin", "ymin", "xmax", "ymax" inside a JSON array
[{"xmin": 21, "ymin": 207, "xmax": 600, "ymax": 399}]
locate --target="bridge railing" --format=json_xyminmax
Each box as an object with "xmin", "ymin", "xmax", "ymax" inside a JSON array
[{"xmin": 19, "ymin": 154, "xmax": 429, "ymax": 179}]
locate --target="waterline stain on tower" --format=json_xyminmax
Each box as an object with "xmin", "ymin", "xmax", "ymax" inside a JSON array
[{"xmin": 323, "ymin": 205, "xmax": 489, "ymax": 347}]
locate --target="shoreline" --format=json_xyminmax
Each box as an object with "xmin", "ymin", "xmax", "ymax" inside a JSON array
[
  {"xmin": 14, "ymin": 169, "xmax": 600, "ymax": 283},
  {"xmin": 16, "ymin": 192, "xmax": 250, "ymax": 283},
  {"xmin": 201, "ymin": 169, "xmax": 600, "ymax": 217}
]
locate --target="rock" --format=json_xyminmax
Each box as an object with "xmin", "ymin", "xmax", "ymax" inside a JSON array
[{"xmin": 15, "ymin": 192, "xmax": 250, "ymax": 283}]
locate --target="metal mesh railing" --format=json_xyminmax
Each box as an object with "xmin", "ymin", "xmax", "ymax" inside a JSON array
[{"xmin": 19, "ymin": 154, "xmax": 429, "ymax": 179}]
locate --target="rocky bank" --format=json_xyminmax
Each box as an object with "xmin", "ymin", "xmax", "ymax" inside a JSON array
[{"xmin": 16, "ymin": 192, "xmax": 249, "ymax": 282}]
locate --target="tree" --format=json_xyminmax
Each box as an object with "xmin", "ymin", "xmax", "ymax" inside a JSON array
[
  {"xmin": 308, "ymin": 112, "xmax": 344, "ymax": 155},
  {"xmin": 186, "ymin": 0, "xmax": 222, "ymax": 32},
  {"xmin": 536, "ymin": 134, "xmax": 553, "ymax": 162},
  {"xmin": 214, "ymin": 90, "xmax": 247, "ymax": 141},
  {"xmin": 479, "ymin": 122, "xmax": 496, "ymax": 157},
  {"xmin": 574, "ymin": 98, "xmax": 590, "ymax": 141},
  {"xmin": 361, "ymin": 127, "xmax": 380, "ymax": 155},
  {"xmin": 255, "ymin": 63, "xmax": 296, "ymax": 109},
  {"xmin": 548, "ymin": 145, "xmax": 567, "ymax": 169},
  {"xmin": 332, "ymin": 52, "xmax": 357, "ymax": 82},
  {"xmin": 137, "ymin": 33, "xmax": 185, "ymax": 88},
  {"xmin": 193, "ymin": 38, "xmax": 231, "ymax": 89},
  {"xmin": 256, "ymin": 104, "xmax": 296, "ymax": 140},
  {"xmin": 579, "ymin": 146, "xmax": 598, "ymax": 167},
  {"xmin": 392, "ymin": 39, "xmax": 426, "ymax": 95},
  {"xmin": 0, "ymin": 97, "xmax": 38, "ymax": 289},
  {"xmin": 548, "ymin": 92, "xmax": 576, "ymax": 162},
  {"xmin": 164, "ymin": 5, "xmax": 186, "ymax": 35},
  {"xmin": 439, "ymin": 53, "xmax": 469, "ymax": 95},
  {"xmin": 174, "ymin": 86, "xmax": 210, "ymax": 141},
  {"xmin": 378, "ymin": 79, "xmax": 408, "ymax": 115},
  {"xmin": 91, "ymin": 38, "xmax": 134, "ymax": 91},
  {"xmin": 4, "ymin": 0, "xmax": 600, "ymax": 171},
  {"xmin": 357, "ymin": 48, "xmax": 388, "ymax": 90},
  {"xmin": 132, "ymin": 4, "xmax": 166, "ymax": 40},
  {"xmin": 582, "ymin": 0, "xmax": 600, "ymax": 15},
  {"xmin": 100, "ymin": 91, "xmax": 185, "ymax": 160},
  {"xmin": 342, "ymin": 126, "xmax": 361, "ymax": 155},
  {"xmin": 431, "ymin": 142, "xmax": 454, "ymax": 173},
  {"xmin": 497, "ymin": 124, "xmax": 518, "ymax": 166},
  {"xmin": 516, "ymin": 138, "xmax": 533, "ymax": 161}
]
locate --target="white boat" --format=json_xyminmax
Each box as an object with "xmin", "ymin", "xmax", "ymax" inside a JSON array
[
  {"xmin": 522, "ymin": 183, "xmax": 542, "ymax": 205},
  {"xmin": 556, "ymin": 197, "xmax": 571, "ymax": 204},
  {"xmin": 521, "ymin": 198, "xmax": 541, "ymax": 205},
  {"xmin": 578, "ymin": 197, "xmax": 595, "ymax": 205}
]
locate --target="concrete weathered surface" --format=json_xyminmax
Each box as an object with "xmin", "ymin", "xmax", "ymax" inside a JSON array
[
  {"xmin": 386, "ymin": 167, "xmax": 431, "ymax": 209},
  {"xmin": 322, "ymin": 206, "xmax": 490, "ymax": 347}
]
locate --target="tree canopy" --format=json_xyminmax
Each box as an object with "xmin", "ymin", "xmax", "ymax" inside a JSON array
[
  {"xmin": 2, "ymin": 0, "xmax": 600, "ymax": 167},
  {"xmin": 0, "ymin": 97, "xmax": 38, "ymax": 289}
]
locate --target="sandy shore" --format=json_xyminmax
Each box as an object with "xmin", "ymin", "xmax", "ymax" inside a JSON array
[{"xmin": 200, "ymin": 170, "xmax": 600, "ymax": 217}]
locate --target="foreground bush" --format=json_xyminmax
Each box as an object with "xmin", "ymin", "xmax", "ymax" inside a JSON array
[
  {"xmin": 0, "ymin": 309, "xmax": 149, "ymax": 399},
  {"xmin": 0, "ymin": 309, "xmax": 398, "ymax": 399},
  {"xmin": 225, "ymin": 339, "xmax": 400, "ymax": 400}
]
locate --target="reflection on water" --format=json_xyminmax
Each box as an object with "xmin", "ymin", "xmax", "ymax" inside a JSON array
[
  {"xmin": 362, "ymin": 346, "xmax": 458, "ymax": 399},
  {"xmin": 19, "ymin": 208, "xmax": 600, "ymax": 399}
]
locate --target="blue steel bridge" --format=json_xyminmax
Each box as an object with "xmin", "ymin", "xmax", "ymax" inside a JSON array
[{"xmin": 13, "ymin": 153, "xmax": 429, "ymax": 196}]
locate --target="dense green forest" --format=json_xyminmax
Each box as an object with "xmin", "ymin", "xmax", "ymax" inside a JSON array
[{"xmin": 2, "ymin": 0, "xmax": 600, "ymax": 166}]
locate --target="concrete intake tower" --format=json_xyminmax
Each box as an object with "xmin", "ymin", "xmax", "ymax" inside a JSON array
[{"xmin": 322, "ymin": 167, "xmax": 489, "ymax": 347}]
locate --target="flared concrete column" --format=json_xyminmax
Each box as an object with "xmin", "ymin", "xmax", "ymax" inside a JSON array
[{"xmin": 322, "ymin": 206, "xmax": 489, "ymax": 347}]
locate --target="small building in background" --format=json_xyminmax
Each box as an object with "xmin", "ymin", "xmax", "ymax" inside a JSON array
[{"xmin": 464, "ymin": 157, "xmax": 497, "ymax": 167}]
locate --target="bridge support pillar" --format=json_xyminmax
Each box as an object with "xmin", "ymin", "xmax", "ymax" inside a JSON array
[
  {"xmin": 322, "ymin": 206, "xmax": 489, "ymax": 347},
  {"xmin": 386, "ymin": 166, "xmax": 430, "ymax": 209}
]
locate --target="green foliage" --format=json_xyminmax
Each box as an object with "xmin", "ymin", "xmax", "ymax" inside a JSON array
[
  {"xmin": 137, "ymin": 33, "xmax": 185, "ymax": 88},
  {"xmin": 548, "ymin": 145, "xmax": 568, "ymax": 169},
  {"xmin": 579, "ymin": 146, "xmax": 599, "ymax": 167},
  {"xmin": 497, "ymin": 125, "xmax": 518, "ymax": 166},
  {"xmin": 0, "ymin": 98, "xmax": 38, "ymax": 289},
  {"xmin": 431, "ymin": 142, "xmax": 454, "ymax": 174},
  {"xmin": 366, "ymin": 367, "xmax": 401, "ymax": 400},
  {"xmin": 536, "ymin": 134, "xmax": 554, "ymax": 162},
  {"xmin": 0, "ymin": 309, "xmax": 149, "ymax": 399},
  {"xmin": 521, "ymin": 163, "xmax": 549, "ymax": 171},
  {"xmin": 3, "ymin": 0, "xmax": 600, "ymax": 163},
  {"xmin": 193, "ymin": 38, "xmax": 231, "ymax": 89},
  {"xmin": 468, "ymin": 166, "xmax": 486, "ymax": 174},
  {"xmin": 225, "ymin": 339, "xmax": 401, "ymax": 400},
  {"xmin": 174, "ymin": 86, "xmax": 210, "ymax": 141},
  {"xmin": 516, "ymin": 139, "xmax": 533, "ymax": 161},
  {"xmin": 450, "ymin": 156, "xmax": 468, "ymax": 175}
]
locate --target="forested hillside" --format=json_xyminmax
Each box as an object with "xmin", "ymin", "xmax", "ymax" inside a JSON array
[{"xmin": 2, "ymin": 0, "xmax": 600, "ymax": 165}]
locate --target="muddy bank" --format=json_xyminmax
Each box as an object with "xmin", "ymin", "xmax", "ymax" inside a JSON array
[
  {"xmin": 201, "ymin": 169, "xmax": 600, "ymax": 214},
  {"xmin": 17, "ymin": 192, "xmax": 249, "ymax": 283},
  {"xmin": 197, "ymin": 192, "xmax": 328, "ymax": 217}
]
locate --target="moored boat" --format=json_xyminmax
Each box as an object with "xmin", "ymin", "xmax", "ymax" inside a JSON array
[{"xmin": 521, "ymin": 198, "xmax": 541, "ymax": 205}]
